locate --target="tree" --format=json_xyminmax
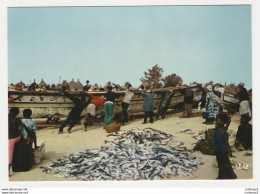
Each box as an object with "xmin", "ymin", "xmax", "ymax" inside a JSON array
[
  {"xmin": 162, "ymin": 73, "xmax": 183, "ymax": 87},
  {"xmin": 140, "ymin": 64, "xmax": 164, "ymax": 89}
]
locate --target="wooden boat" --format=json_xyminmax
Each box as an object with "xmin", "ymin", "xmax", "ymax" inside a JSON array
[
  {"xmin": 8, "ymin": 84, "xmax": 202, "ymax": 120},
  {"xmin": 214, "ymin": 90, "xmax": 239, "ymax": 113}
]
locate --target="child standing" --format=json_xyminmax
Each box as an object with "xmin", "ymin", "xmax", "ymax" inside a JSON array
[
  {"xmin": 214, "ymin": 113, "xmax": 237, "ymax": 179},
  {"xmin": 21, "ymin": 109, "xmax": 38, "ymax": 149}
]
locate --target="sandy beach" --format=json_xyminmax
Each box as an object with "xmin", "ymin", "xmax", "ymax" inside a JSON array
[{"xmin": 9, "ymin": 111, "xmax": 253, "ymax": 181}]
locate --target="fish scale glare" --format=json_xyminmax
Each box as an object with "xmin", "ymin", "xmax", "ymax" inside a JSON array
[{"xmin": 41, "ymin": 127, "xmax": 203, "ymax": 180}]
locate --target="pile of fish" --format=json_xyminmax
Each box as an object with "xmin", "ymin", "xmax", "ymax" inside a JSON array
[
  {"xmin": 192, "ymin": 128, "xmax": 237, "ymax": 141},
  {"xmin": 40, "ymin": 127, "xmax": 204, "ymax": 181}
]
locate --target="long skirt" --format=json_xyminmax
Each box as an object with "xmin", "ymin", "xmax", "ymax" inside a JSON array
[
  {"xmin": 8, "ymin": 136, "xmax": 21, "ymax": 165},
  {"xmin": 215, "ymin": 151, "xmax": 237, "ymax": 179},
  {"xmin": 12, "ymin": 139, "xmax": 34, "ymax": 172}
]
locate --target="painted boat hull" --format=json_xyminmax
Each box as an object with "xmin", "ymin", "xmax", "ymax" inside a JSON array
[
  {"xmin": 214, "ymin": 93, "xmax": 239, "ymax": 113},
  {"xmin": 8, "ymin": 85, "xmax": 202, "ymax": 118}
]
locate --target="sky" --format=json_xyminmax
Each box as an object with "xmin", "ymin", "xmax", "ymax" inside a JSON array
[{"xmin": 8, "ymin": 5, "xmax": 252, "ymax": 89}]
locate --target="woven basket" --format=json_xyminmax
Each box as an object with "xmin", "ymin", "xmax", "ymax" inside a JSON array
[{"xmin": 105, "ymin": 125, "xmax": 121, "ymax": 133}]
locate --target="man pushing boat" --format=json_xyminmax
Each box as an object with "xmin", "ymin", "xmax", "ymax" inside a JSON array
[{"xmin": 58, "ymin": 91, "xmax": 91, "ymax": 134}]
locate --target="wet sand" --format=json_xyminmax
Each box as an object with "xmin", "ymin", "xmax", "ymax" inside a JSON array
[{"xmin": 9, "ymin": 112, "xmax": 253, "ymax": 181}]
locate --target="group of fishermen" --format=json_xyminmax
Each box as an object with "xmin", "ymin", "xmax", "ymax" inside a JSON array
[
  {"xmin": 8, "ymin": 80, "xmax": 253, "ymax": 180},
  {"xmin": 57, "ymin": 81, "xmax": 252, "ymax": 140},
  {"xmin": 55, "ymin": 80, "xmax": 253, "ymax": 180},
  {"xmin": 57, "ymin": 81, "xmax": 189, "ymax": 133}
]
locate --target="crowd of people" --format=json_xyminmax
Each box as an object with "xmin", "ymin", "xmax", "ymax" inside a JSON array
[{"xmin": 8, "ymin": 80, "xmax": 252, "ymax": 180}]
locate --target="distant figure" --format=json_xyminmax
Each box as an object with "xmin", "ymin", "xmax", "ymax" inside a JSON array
[
  {"xmin": 236, "ymin": 82, "xmax": 251, "ymax": 121},
  {"xmin": 204, "ymin": 85, "xmax": 218, "ymax": 124},
  {"xmin": 120, "ymin": 87, "xmax": 135, "ymax": 125},
  {"xmin": 15, "ymin": 84, "xmax": 23, "ymax": 91},
  {"xmin": 92, "ymin": 84, "xmax": 100, "ymax": 91},
  {"xmin": 61, "ymin": 81, "xmax": 70, "ymax": 91},
  {"xmin": 35, "ymin": 85, "xmax": 40, "ymax": 91},
  {"xmin": 28, "ymin": 81, "xmax": 37, "ymax": 91},
  {"xmin": 156, "ymin": 90, "xmax": 175, "ymax": 120},
  {"xmin": 214, "ymin": 84, "xmax": 225, "ymax": 112},
  {"xmin": 235, "ymin": 115, "xmax": 252, "ymax": 150},
  {"xmin": 8, "ymin": 107, "xmax": 22, "ymax": 176},
  {"xmin": 83, "ymin": 80, "xmax": 91, "ymax": 91},
  {"xmin": 141, "ymin": 87, "xmax": 155, "ymax": 124},
  {"xmin": 199, "ymin": 85, "xmax": 207, "ymax": 111},
  {"xmin": 181, "ymin": 88, "xmax": 194, "ymax": 118},
  {"xmin": 103, "ymin": 86, "xmax": 121, "ymax": 127},
  {"xmin": 82, "ymin": 92, "xmax": 105, "ymax": 130},
  {"xmin": 58, "ymin": 92, "xmax": 91, "ymax": 134},
  {"xmin": 9, "ymin": 83, "xmax": 15, "ymax": 90},
  {"xmin": 214, "ymin": 113, "xmax": 237, "ymax": 179}
]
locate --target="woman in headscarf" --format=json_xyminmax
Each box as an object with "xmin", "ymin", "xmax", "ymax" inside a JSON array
[{"xmin": 204, "ymin": 85, "xmax": 218, "ymax": 124}]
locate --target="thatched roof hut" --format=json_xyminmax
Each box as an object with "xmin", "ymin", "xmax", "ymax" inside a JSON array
[
  {"xmin": 15, "ymin": 81, "xmax": 26, "ymax": 87},
  {"xmin": 38, "ymin": 78, "xmax": 47, "ymax": 88},
  {"xmin": 76, "ymin": 79, "xmax": 83, "ymax": 91},
  {"xmin": 68, "ymin": 78, "xmax": 83, "ymax": 91}
]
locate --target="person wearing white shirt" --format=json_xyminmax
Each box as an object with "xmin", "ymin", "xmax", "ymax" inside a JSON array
[{"xmin": 120, "ymin": 87, "xmax": 134, "ymax": 125}]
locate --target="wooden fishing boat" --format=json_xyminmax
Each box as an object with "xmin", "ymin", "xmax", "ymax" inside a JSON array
[
  {"xmin": 214, "ymin": 91, "xmax": 239, "ymax": 113},
  {"xmin": 8, "ymin": 84, "xmax": 202, "ymax": 120}
]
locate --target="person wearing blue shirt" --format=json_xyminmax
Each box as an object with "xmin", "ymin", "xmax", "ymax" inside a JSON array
[
  {"xmin": 214, "ymin": 113, "xmax": 237, "ymax": 179},
  {"xmin": 141, "ymin": 87, "xmax": 155, "ymax": 124},
  {"xmin": 21, "ymin": 109, "xmax": 38, "ymax": 149}
]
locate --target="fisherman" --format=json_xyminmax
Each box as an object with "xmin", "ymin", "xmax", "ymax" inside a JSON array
[
  {"xmin": 58, "ymin": 91, "xmax": 91, "ymax": 134},
  {"xmin": 204, "ymin": 85, "xmax": 218, "ymax": 124},
  {"xmin": 156, "ymin": 89, "xmax": 175, "ymax": 120},
  {"xmin": 214, "ymin": 113, "xmax": 237, "ymax": 179},
  {"xmin": 235, "ymin": 82, "xmax": 251, "ymax": 122},
  {"xmin": 120, "ymin": 86, "xmax": 134, "ymax": 125},
  {"xmin": 103, "ymin": 85, "xmax": 121, "ymax": 127},
  {"xmin": 141, "ymin": 85, "xmax": 155, "ymax": 124},
  {"xmin": 180, "ymin": 87, "xmax": 194, "ymax": 118},
  {"xmin": 81, "ymin": 91, "xmax": 105, "ymax": 130}
]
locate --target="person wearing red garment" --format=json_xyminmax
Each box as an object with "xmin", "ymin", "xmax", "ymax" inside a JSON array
[{"xmin": 81, "ymin": 91, "xmax": 105, "ymax": 130}]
